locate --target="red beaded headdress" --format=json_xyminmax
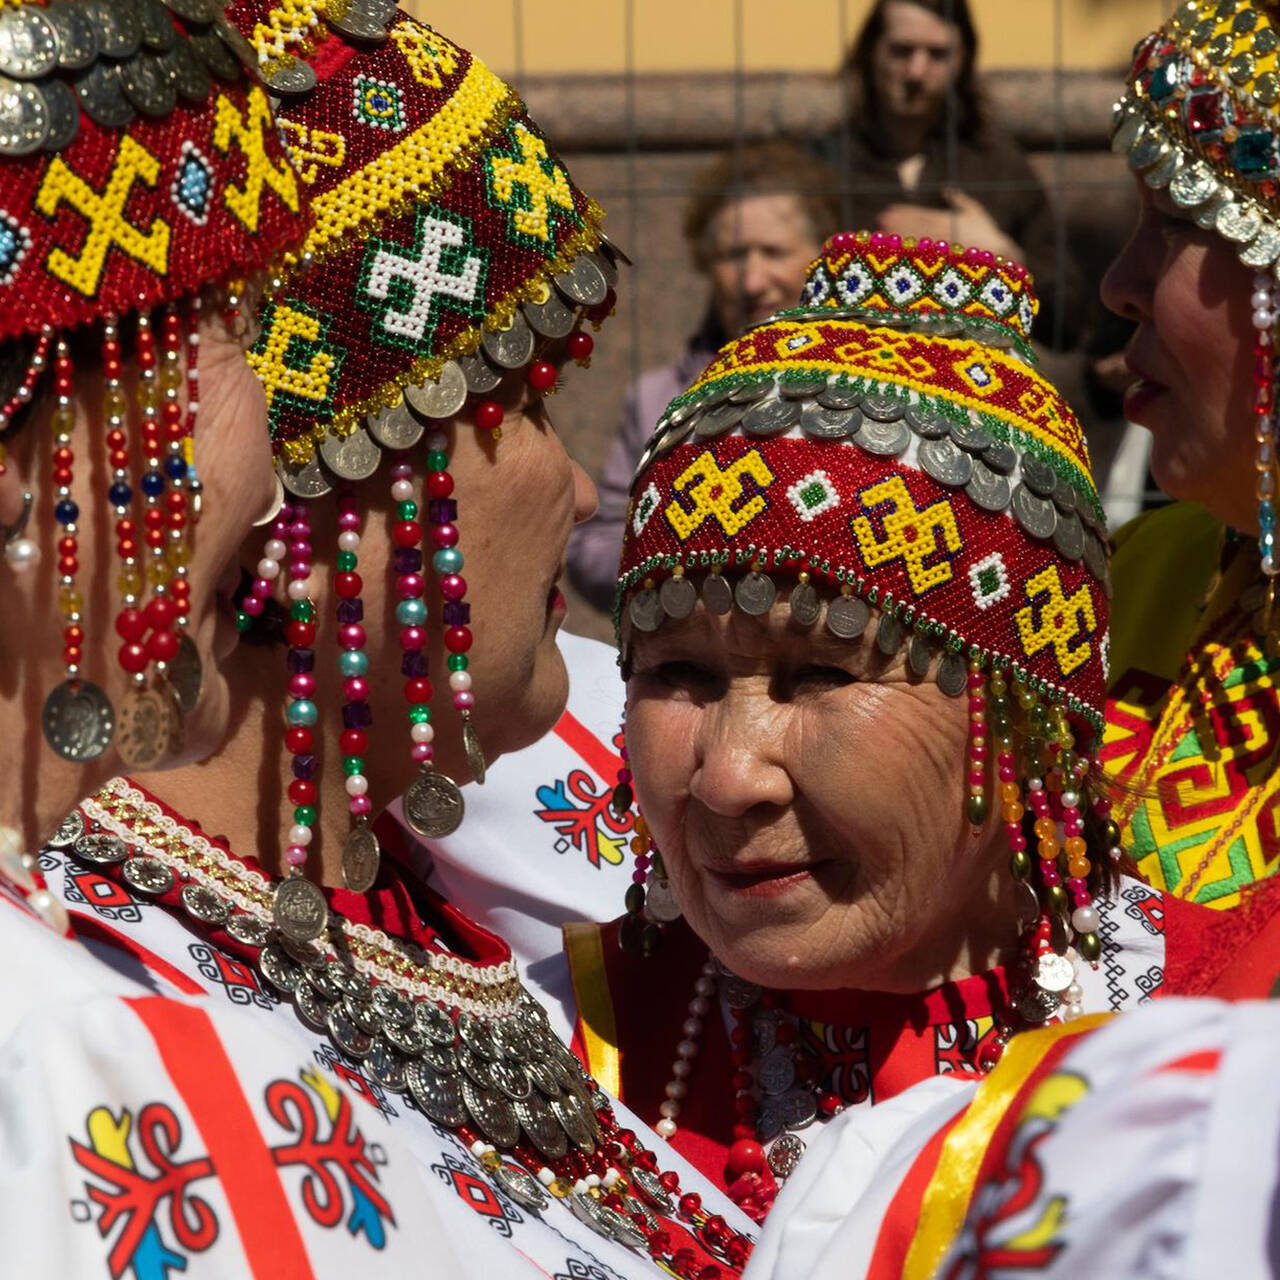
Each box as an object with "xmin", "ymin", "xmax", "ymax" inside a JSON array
[
  {"xmin": 614, "ymin": 235, "xmax": 1120, "ymax": 1031},
  {"xmin": 224, "ymin": 4, "xmax": 623, "ymax": 937},
  {"xmin": 0, "ymin": 0, "xmax": 310, "ymax": 771}
]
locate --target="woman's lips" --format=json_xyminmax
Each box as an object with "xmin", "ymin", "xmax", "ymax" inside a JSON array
[
  {"xmin": 707, "ymin": 862, "xmax": 820, "ymax": 898},
  {"xmin": 1122, "ymin": 377, "xmax": 1168, "ymax": 425}
]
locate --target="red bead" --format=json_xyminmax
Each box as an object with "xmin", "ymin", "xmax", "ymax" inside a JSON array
[
  {"xmin": 567, "ymin": 331, "xmax": 594, "ymax": 361},
  {"xmin": 817, "ymin": 1092, "xmax": 843, "ymax": 1117},
  {"xmin": 404, "ymin": 678, "xmax": 433, "ymax": 702},
  {"xmin": 334, "ymin": 572, "xmax": 362, "ymax": 599},
  {"xmin": 733, "ymin": 1095, "xmax": 754, "ymax": 1119},
  {"xmin": 58, "ymin": 555, "xmax": 78, "ymax": 575},
  {"xmin": 731, "ymin": 1122, "xmax": 756, "ymax": 1141},
  {"xmin": 286, "ymin": 621, "xmax": 316, "ymax": 647},
  {"xmin": 473, "ymin": 400, "xmax": 503, "ymax": 431},
  {"xmin": 144, "ymin": 596, "xmax": 177, "ymax": 630},
  {"xmin": 288, "ymin": 779, "xmax": 316, "ymax": 805},
  {"xmin": 677, "ymin": 1192, "xmax": 702, "ymax": 1216},
  {"xmin": 118, "ymin": 642, "xmax": 148, "ymax": 674},
  {"xmin": 340, "ymin": 729, "xmax": 367, "ymax": 755},
  {"xmin": 658, "ymin": 1170, "xmax": 679, "ymax": 1193},
  {"xmin": 527, "ymin": 360, "xmax": 557, "ymax": 391},
  {"xmin": 115, "ymin": 608, "xmax": 147, "ymax": 641},
  {"xmin": 65, "ymin": 625, "xmax": 84, "ymax": 645},
  {"xmin": 148, "ymin": 630, "xmax": 180, "ymax": 662},
  {"xmin": 285, "ymin": 727, "xmax": 313, "ymax": 754},
  {"xmin": 392, "ymin": 520, "xmax": 422, "ymax": 548},
  {"xmin": 444, "ymin": 626, "xmax": 472, "ymax": 653},
  {"xmin": 977, "ymin": 1040, "xmax": 1005, "ymax": 1071},
  {"xmin": 725, "ymin": 1139, "xmax": 766, "ymax": 1178},
  {"xmin": 432, "ymin": 523, "xmax": 459, "ymax": 548},
  {"xmin": 426, "ymin": 470, "xmax": 454, "ymax": 498}
]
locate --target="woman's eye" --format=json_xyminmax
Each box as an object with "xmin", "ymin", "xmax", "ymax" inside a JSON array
[
  {"xmin": 646, "ymin": 661, "xmax": 717, "ymax": 690},
  {"xmin": 792, "ymin": 665, "xmax": 854, "ymax": 689}
]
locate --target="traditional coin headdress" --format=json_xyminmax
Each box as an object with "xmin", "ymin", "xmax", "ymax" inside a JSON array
[
  {"xmin": 226, "ymin": 1, "xmax": 623, "ymax": 922},
  {"xmin": 614, "ymin": 232, "xmax": 1118, "ymax": 1043},
  {"xmin": 0, "ymin": 0, "xmax": 309, "ymax": 768},
  {"xmin": 1113, "ymin": 0, "xmax": 1280, "ymax": 594}
]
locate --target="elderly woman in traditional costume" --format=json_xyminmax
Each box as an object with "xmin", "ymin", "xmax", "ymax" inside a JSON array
[
  {"xmin": 565, "ymin": 230, "xmax": 1280, "ymax": 1240},
  {"xmin": 22, "ymin": 4, "xmax": 759, "ymax": 1276},
  {"xmin": 1100, "ymin": 0, "xmax": 1280, "ymax": 911}
]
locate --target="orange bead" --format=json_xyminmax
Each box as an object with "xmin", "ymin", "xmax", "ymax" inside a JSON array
[
  {"xmin": 1064, "ymin": 837, "xmax": 1087, "ymax": 858},
  {"xmin": 1033, "ymin": 817, "xmax": 1056, "ymax": 839},
  {"xmin": 1038, "ymin": 837, "xmax": 1060, "ymax": 860},
  {"xmin": 999, "ymin": 782, "xmax": 1020, "ymax": 803},
  {"xmin": 1001, "ymin": 802, "xmax": 1023, "ymax": 824},
  {"xmin": 1068, "ymin": 857, "xmax": 1091, "ymax": 879},
  {"xmin": 629, "ymin": 836, "xmax": 649, "ymax": 855},
  {"xmin": 634, "ymin": 814, "xmax": 647, "ymax": 838}
]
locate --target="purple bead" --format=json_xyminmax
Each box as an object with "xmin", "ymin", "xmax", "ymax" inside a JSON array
[
  {"xmin": 401, "ymin": 651, "xmax": 428, "ymax": 678},
  {"xmin": 442, "ymin": 601, "xmax": 470, "ymax": 627},
  {"xmin": 393, "ymin": 548, "xmax": 422, "ymax": 574},
  {"xmin": 342, "ymin": 702, "xmax": 373, "ymax": 729},
  {"xmin": 286, "ymin": 648, "xmax": 315, "ymax": 674},
  {"xmin": 428, "ymin": 499, "xmax": 458, "ymax": 524},
  {"xmin": 336, "ymin": 599, "xmax": 364, "ymax": 624},
  {"xmin": 292, "ymin": 753, "xmax": 318, "ymax": 779}
]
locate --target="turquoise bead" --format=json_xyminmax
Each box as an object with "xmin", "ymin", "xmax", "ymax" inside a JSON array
[
  {"xmin": 338, "ymin": 650, "xmax": 368, "ymax": 678},
  {"xmin": 433, "ymin": 547, "xmax": 463, "ymax": 574},
  {"xmin": 396, "ymin": 597, "xmax": 427, "ymax": 627},
  {"xmin": 287, "ymin": 699, "xmax": 318, "ymax": 727}
]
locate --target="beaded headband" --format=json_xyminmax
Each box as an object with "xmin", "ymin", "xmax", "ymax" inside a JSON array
[
  {"xmin": 1113, "ymin": 2, "xmax": 1280, "ymax": 586},
  {"xmin": 618, "ymin": 233, "xmax": 1109, "ymax": 733},
  {"xmin": 221, "ymin": 2, "xmax": 622, "ymax": 923},
  {"xmin": 231, "ymin": 0, "xmax": 618, "ymax": 483}
]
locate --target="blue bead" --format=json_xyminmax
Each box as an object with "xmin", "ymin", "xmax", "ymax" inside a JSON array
[
  {"xmin": 108, "ymin": 482, "xmax": 132, "ymax": 507},
  {"xmin": 1260, "ymin": 502, "xmax": 1276, "ymax": 531},
  {"xmin": 287, "ymin": 699, "xmax": 318, "ymax": 727},
  {"xmin": 433, "ymin": 547, "xmax": 463, "ymax": 575},
  {"xmin": 164, "ymin": 456, "xmax": 188, "ymax": 480},
  {"xmin": 141, "ymin": 471, "xmax": 165, "ymax": 497},
  {"xmin": 338, "ymin": 650, "xmax": 368, "ymax": 678},
  {"xmin": 54, "ymin": 499, "xmax": 78, "ymax": 525},
  {"xmin": 396, "ymin": 598, "xmax": 427, "ymax": 626}
]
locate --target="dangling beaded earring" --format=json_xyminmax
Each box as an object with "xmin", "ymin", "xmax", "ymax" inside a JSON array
[
  {"xmin": 1252, "ymin": 270, "xmax": 1279, "ymax": 643},
  {"xmin": 401, "ymin": 430, "xmax": 467, "ymax": 840},
  {"xmin": 42, "ymin": 336, "xmax": 117, "ymax": 763},
  {"xmin": 613, "ymin": 734, "xmax": 681, "ymax": 955},
  {"xmin": 272, "ymin": 498, "xmax": 330, "ymax": 944}
]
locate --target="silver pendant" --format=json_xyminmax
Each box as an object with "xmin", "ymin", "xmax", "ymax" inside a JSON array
[
  {"xmin": 168, "ymin": 632, "xmax": 204, "ymax": 717},
  {"xmin": 279, "ymin": 452, "xmax": 333, "ymax": 499},
  {"xmin": 73, "ymin": 832, "xmax": 127, "ymax": 864},
  {"xmin": 1033, "ymin": 951, "xmax": 1076, "ymax": 995},
  {"xmin": 875, "ymin": 612, "xmax": 905, "ymax": 656},
  {"xmin": 767, "ymin": 1131, "xmax": 806, "ymax": 1179},
  {"xmin": 462, "ymin": 716, "xmax": 486, "ymax": 786},
  {"xmin": 553, "ymin": 255, "xmax": 608, "ymax": 307},
  {"xmin": 341, "ymin": 824, "xmax": 380, "ymax": 894},
  {"xmin": 463, "ymin": 1077, "xmax": 521, "ymax": 1147},
  {"xmin": 787, "ymin": 580, "xmax": 821, "ymax": 628},
  {"xmin": 492, "ymin": 1161, "xmax": 548, "ymax": 1211},
  {"xmin": 180, "ymin": 881, "xmax": 230, "ymax": 926},
  {"xmin": 116, "ymin": 682, "xmax": 183, "ymax": 771},
  {"xmin": 734, "ymin": 571, "xmax": 776, "ymax": 616},
  {"xmin": 936, "ymin": 651, "xmax": 969, "ymax": 698},
  {"xmin": 42, "ymin": 679, "xmax": 114, "ymax": 762},
  {"xmin": 122, "ymin": 855, "xmax": 176, "ymax": 897},
  {"xmin": 826, "ymin": 594, "xmax": 870, "ymax": 639},
  {"xmin": 643, "ymin": 876, "xmax": 682, "ymax": 923},
  {"xmin": 516, "ymin": 1093, "xmax": 568, "ymax": 1159},
  {"xmin": 366, "ymin": 396, "xmax": 425, "ymax": 450},
  {"xmin": 1016, "ymin": 984, "xmax": 1062, "ymax": 1024},
  {"xmin": 320, "ymin": 425, "xmax": 382, "ymax": 482},
  {"xmin": 402, "ymin": 769, "xmax": 465, "ymax": 839},
  {"xmin": 1011, "ymin": 483, "xmax": 1057, "ymax": 541},
  {"xmin": 266, "ymin": 58, "xmax": 317, "ymax": 96},
  {"xmin": 407, "ymin": 1060, "xmax": 467, "ymax": 1126},
  {"xmin": 272, "ymin": 874, "xmax": 329, "ymax": 944},
  {"xmin": 856, "ymin": 417, "xmax": 910, "ymax": 457},
  {"xmin": 965, "ymin": 460, "xmax": 1012, "ymax": 513},
  {"xmin": 659, "ymin": 575, "xmax": 697, "ymax": 620},
  {"xmin": 702, "ymin": 573, "xmax": 733, "ymax": 615},
  {"xmin": 404, "ymin": 360, "xmax": 467, "ymax": 420},
  {"xmin": 757, "ymin": 1046, "xmax": 796, "ymax": 1096},
  {"xmin": 628, "ymin": 587, "xmax": 664, "ymax": 633}
]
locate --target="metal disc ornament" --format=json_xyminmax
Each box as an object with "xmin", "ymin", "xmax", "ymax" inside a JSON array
[
  {"xmin": 628, "ymin": 587, "xmax": 663, "ymax": 632},
  {"xmin": 164, "ymin": 41, "xmax": 211, "ymax": 104},
  {"xmin": 0, "ymin": 5, "xmax": 59, "ymax": 80},
  {"xmin": 266, "ymin": 58, "xmax": 317, "ymax": 96},
  {"xmin": 320, "ymin": 426, "xmax": 382, "ymax": 482},
  {"xmin": 46, "ymin": 0, "xmax": 100, "ymax": 70},
  {"xmin": 935, "ymin": 651, "xmax": 968, "ymax": 698},
  {"xmin": 875, "ymin": 612, "xmax": 905, "ymax": 656},
  {"xmin": 1018, "ymin": 452, "xmax": 1058, "ymax": 498},
  {"xmin": 73, "ymin": 832, "xmax": 127, "ymax": 865},
  {"xmin": 42, "ymin": 679, "xmax": 114, "ymax": 762},
  {"xmin": 855, "ymin": 417, "xmax": 910, "ymax": 457},
  {"xmin": 553, "ymin": 255, "xmax": 608, "ymax": 307},
  {"xmin": 463, "ymin": 716, "xmax": 486, "ymax": 785},
  {"xmin": 47, "ymin": 808, "xmax": 86, "ymax": 849},
  {"xmin": 861, "ymin": 390, "xmax": 906, "ymax": 422},
  {"xmin": 1033, "ymin": 951, "xmax": 1076, "ymax": 994},
  {"xmin": 403, "ymin": 770, "xmax": 465, "ymax": 839},
  {"xmin": 905, "ymin": 402, "xmax": 952, "ymax": 438},
  {"xmin": 1083, "ymin": 532, "xmax": 1108, "ymax": 583},
  {"xmin": 918, "ymin": 437, "xmax": 973, "ymax": 488},
  {"xmin": 1011, "ymin": 483, "xmax": 1057, "ymax": 541},
  {"xmin": 1016, "ymin": 984, "xmax": 1062, "ymax": 1024},
  {"xmin": 341, "ymin": 825, "xmax": 381, "ymax": 894},
  {"xmin": 801, "ymin": 401, "xmax": 860, "ymax": 439},
  {"xmin": 180, "ymin": 882, "xmax": 230, "ymax": 926},
  {"xmin": 272, "ymin": 875, "xmax": 329, "ymax": 944},
  {"xmin": 1052, "ymin": 510, "xmax": 1086, "ymax": 563},
  {"xmin": 120, "ymin": 49, "xmax": 176, "ymax": 117},
  {"xmin": 701, "ymin": 573, "xmax": 733, "ymax": 615},
  {"xmin": 818, "ymin": 382, "xmax": 861, "ymax": 411},
  {"xmin": 116, "ymin": 683, "xmax": 183, "ymax": 771},
  {"xmin": 768, "ymin": 1132, "xmax": 806, "ymax": 1179},
  {"xmin": 457, "ymin": 350, "xmax": 502, "ymax": 394},
  {"xmin": 787, "ymin": 580, "xmax": 821, "ymax": 628},
  {"xmin": 122, "ymin": 854, "xmax": 176, "ymax": 897},
  {"xmin": 405, "ymin": 360, "xmax": 468, "ymax": 419},
  {"xmin": 39, "ymin": 79, "xmax": 79, "ymax": 151},
  {"xmin": 742, "ymin": 397, "xmax": 799, "ymax": 437},
  {"xmin": 279, "ymin": 453, "xmax": 333, "ymax": 499},
  {"xmin": 982, "ymin": 441, "xmax": 1018, "ymax": 474},
  {"xmin": 908, "ymin": 632, "xmax": 933, "ymax": 678},
  {"xmin": 0, "ymin": 74, "xmax": 48, "ymax": 154},
  {"xmin": 659, "ymin": 575, "xmax": 697, "ymax": 620},
  {"xmin": 523, "ymin": 286, "xmax": 575, "ymax": 339},
  {"xmin": 825, "ymin": 594, "xmax": 869, "ymax": 639},
  {"xmin": 643, "ymin": 876, "xmax": 682, "ymax": 924},
  {"xmin": 226, "ymin": 912, "xmax": 272, "ymax": 947},
  {"xmin": 481, "ymin": 315, "xmax": 536, "ymax": 370},
  {"xmin": 367, "ymin": 396, "xmax": 425, "ymax": 450},
  {"xmin": 492, "ymin": 1162, "xmax": 548, "ymax": 1211},
  {"xmin": 965, "ymin": 460, "xmax": 1012, "ymax": 513},
  {"xmin": 735, "ymin": 571, "xmax": 776, "ymax": 616}
]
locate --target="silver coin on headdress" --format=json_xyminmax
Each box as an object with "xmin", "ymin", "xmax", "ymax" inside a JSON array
[
  {"xmin": 42, "ymin": 679, "xmax": 114, "ymax": 762},
  {"xmin": 457, "ymin": 349, "xmax": 503, "ymax": 394},
  {"xmin": 39, "ymin": 78, "xmax": 79, "ymax": 151},
  {"xmin": 965, "ymin": 460, "xmax": 1012, "ymax": 513},
  {"xmin": 47, "ymin": 809, "xmax": 86, "ymax": 849},
  {"xmin": 936, "ymin": 651, "xmax": 968, "ymax": 698},
  {"xmin": 1051, "ymin": 474, "xmax": 1078, "ymax": 515},
  {"xmin": 779, "ymin": 376, "xmax": 827, "ymax": 400},
  {"xmin": 982, "ymin": 440, "xmax": 1018, "ymax": 475},
  {"xmin": 788, "ymin": 580, "xmax": 821, "ymax": 628},
  {"xmin": 856, "ymin": 418, "xmax": 910, "ymax": 457},
  {"xmin": 325, "ymin": 1, "xmax": 389, "ymax": 42},
  {"xmin": 319, "ymin": 425, "xmax": 382, "ymax": 482},
  {"xmin": 918, "ymin": 437, "xmax": 973, "ymax": 488},
  {"xmin": 45, "ymin": 0, "xmax": 99, "ymax": 69},
  {"xmin": 407, "ymin": 1061, "xmax": 467, "ymax": 1125},
  {"xmin": 861, "ymin": 390, "xmax": 906, "ymax": 422},
  {"xmin": 729, "ymin": 380, "xmax": 772, "ymax": 405},
  {"xmin": 279, "ymin": 452, "xmax": 333, "ymax": 499},
  {"xmin": 90, "ymin": 0, "xmax": 143, "ymax": 58},
  {"xmin": 120, "ymin": 50, "xmax": 177, "ymax": 117},
  {"xmin": 553, "ymin": 255, "xmax": 608, "ymax": 307},
  {"xmin": 1011, "ymin": 483, "xmax": 1057, "ymax": 541},
  {"xmin": 266, "ymin": 57, "xmax": 316, "ymax": 96},
  {"xmin": 702, "ymin": 573, "xmax": 733, "ymax": 615},
  {"xmin": 1052, "ymin": 510, "xmax": 1086, "ymax": 562},
  {"xmin": 735, "ymin": 571, "xmax": 776, "ymax": 615},
  {"xmin": 404, "ymin": 360, "xmax": 468, "ymax": 420},
  {"xmin": 949, "ymin": 419, "xmax": 994, "ymax": 454},
  {"xmin": 523, "ymin": 285, "xmax": 576, "ymax": 339},
  {"xmin": 801, "ymin": 401, "xmax": 861, "ymax": 439},
  {"xmin": 226, "ymin": 912, "xmax": 272, "ymax": 947},
  {"xmin": 907, "ymin": 632, "xmax": 933, "ymax": 678},
  {"xmin": 659, "ymin": 575, "xmax": 697, "ymax": 620},
  {"xmin": 136, "ymin": 0, "xmax": 175, "ymax": 50},
  {"xmin": 905, "ymin": 402, "xmax": 951, "ymax": 438},
  {"xmin": 367, "ymin": 396, "xmax": 425, "ymax": 450},
  {"xmin": 180, "ymin": 881, "xmax": 230, "ymax": 926},
  {"xmin": 818, "ymin": 381, "xmax": 861, "ymax": 411},
  {"xmin": 825, "ymin": 594, "xmax": 870, "ymax": 639},
  {"xmin": 403, "ymin": 770, "xmax": 465, "ymax": 838},
  {"xmin": 875, "ymin": 612, "xmax": 906, "ymax": 655},
  {"xmin": 73, "ymin": 832, "xmax": 128, "ymax": 865},
  {"xmin": 481, "ymin": 313, "xmax": 535, "ymax": 370},
  {"xmin": 0, "ymin": 6, "xmax": 59, "ymax": 80},
  {"xmin": 693, "ymin": 400, "xmax": 742, "ymax": 439},
  {"xmin": 628, "ymin": 586, "xmax": 664, "ymax": 632},
  {"xmin": 0, "ymin": 74, "xmax": 49, "ymax": 155},
  {"xmin": 1083, "ymin": 531, "xmax": 1108, "ymax": 582},
  {"xmin": 1018, "ymin": 452, "xmax": 1057, "ymax": 498},
  {"xmin": 742, "ymin": 396, "xmax": 800, "ymax": 437}
]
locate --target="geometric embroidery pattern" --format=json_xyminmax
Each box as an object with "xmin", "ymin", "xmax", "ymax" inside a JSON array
[
  {"xmin": 664, "ymin": 448, "xmax": 775, "ymax": 541},
  {"xmin": 483, "ymin": 121, "xmax": 579, "ymax": 251},
  {"xmin": 968, "ymin": 551, "xmax": 1011, "ymax": 611},
  {"xmin": 0, "ymin": 209, "xmax": 30, "ymax": 285},
  {"xmin": 631, "ymin": 481, "xmax": 661, "ymax": 538},
  {"xmin": 352, "ymin": 75, "xmax": 406, "ymax": 132},
  {"xmin": 1015, "ymin": 565, "xmax": 1096, "ymax": 677},
  {"xmin": 787, "ymin": 469, "xmax": 840, "ymax": 523},
  {"xmin": 247, "ymin": 298, "xmax": 346, "ymax": 429},
  {"xmin": 212, "ymin": 86, "xmax": 301, "ymax": 233},
  {"xmin": 170, "ymin": 142, "xmax": 215, "ymax": 226},
  {"xmin": 851, "ymin": 474, "xmax": 963, "ymax": 595}
]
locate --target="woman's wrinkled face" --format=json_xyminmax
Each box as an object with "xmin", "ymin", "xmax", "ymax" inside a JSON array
[
  {"xmin": 625, "ymin": 592, "xmax": 1007, "ymax": 993},
  {"xmin": 1101, "ymin": 177, "xmax": 1257, "ymax": 531}
]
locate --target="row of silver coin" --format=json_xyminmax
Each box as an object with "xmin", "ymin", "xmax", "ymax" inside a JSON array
[{"xmin": 278, "ymin": 243, "xmax": 622, "ymax": 499}]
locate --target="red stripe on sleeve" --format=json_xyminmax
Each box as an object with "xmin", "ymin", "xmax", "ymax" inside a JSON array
[{"xmin": 553, "ymin": 710, "xmax": 622, "ymax": 782}]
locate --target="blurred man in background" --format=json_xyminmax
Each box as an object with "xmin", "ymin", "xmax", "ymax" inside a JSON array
[
  {"xmin": 567, "ymin": 142, "xmax": 838, "ymax": 609},
  {"xmin": 814, "ymin": 0, "xmax": 1082, "ymax": 347}
]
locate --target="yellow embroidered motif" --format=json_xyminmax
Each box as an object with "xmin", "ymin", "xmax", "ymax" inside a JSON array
[
  {"xmin": 246, "ymin": 301, "xmax": 339, "ymax": 415},
  {"xmin": 665, "ymin": 450, "xmax": 775, "ymax": 541},
  {"xmin": 36, "ymin": 136, "xmax": 171, "ymax": 297},
  {"xmin": 1015, "ymin": 565, "xmax": 1096, "ymax": 676},
  {"xmin": 279, "ymin": 120, "xmax": 347, "ymax": 185},
  {"xmin": 213, "ymin": 88, "xmax": 301, "ymax": 232},
  {"xmin": 389, "ymin": 18, "xmax": 459, "ymax": 90},
  {"xmin": 486, "ymin": 122, "xmax": 575, "ymax": 244},
  {"xmin": 249, "ymin": 0, "xmax": 323, "ymax": 65},
  {"xmin": 852, "ymin": 475, "xmax": 962, "ymax": 594}
]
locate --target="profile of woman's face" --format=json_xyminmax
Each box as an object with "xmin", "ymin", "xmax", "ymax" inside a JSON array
[
  {"xmin": 624, "ymin": 590, "xmax": 1007, "ymax": 993},
  {"xmin": 1101, "ymin": 178, "xmax": 1258, "ymax": 531}
]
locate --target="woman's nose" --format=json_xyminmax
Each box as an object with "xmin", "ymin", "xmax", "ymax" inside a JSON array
[{"xmin": 689, "ymin": 702, "xmax": 794, "ymax": 818}]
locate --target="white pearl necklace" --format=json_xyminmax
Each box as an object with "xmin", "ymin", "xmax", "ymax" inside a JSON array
[{"xmin": 654, "ymin": 956, "xmax": 718, "ymax": 1139}]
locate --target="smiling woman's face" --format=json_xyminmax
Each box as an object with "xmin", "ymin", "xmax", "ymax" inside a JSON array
[
  {"xmin": 1101, "ymin": 176, "xmax": 1258, "ymax": 532},
  {"xmin": 624, "ymin": 590, "xmax": 1013, "ymax": 993}
]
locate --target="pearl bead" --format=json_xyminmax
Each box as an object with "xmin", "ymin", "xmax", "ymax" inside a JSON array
[
  {"xmin": 1065, "ymin": 982, "xmax": 1083, "ymax": 1002},
  {"xmin": 257, "ymin": 557, "xmax": 280, "ymax": 580},
  {"xmin": 448, "ymin": 670, "xmax": 472, "ymax": 691},
  {"xmin": 1254, "ymin": 308, "xmax": 1274, "ymax": 330},
  {"xmin": 658, "ymin": 1099, "xmax": 679, "ymax": 1119},
  {"xmin": 264, "ymin": 539, "xmax": 286, "ymax": 560},
  {"xmin": 602, "ymin": 1169, "xmax": 621, "ymax": 1189},
  {"xmin": 1071, "ymin": 905, "xmax": 1099, "ymax": 934},
  {"xmin": 287, "ymin": 578, "xmax": 309, "ymax": 600},
  {"xmin": 655, "ymin": 1118, "xmax": 677, "ymax": 1139},
  {"xmin": 345, "ymin": 774, "xmax": 368, "ymax": 797},
  {"xmin": 1060, "ymin": 790, "xmax": 1079, "ymax": 808},
  {"xmin": 1066, "ymin": 1001, "xmax": 1084, "ymax": 1019},
  {"xmin": 288, "ymin": 824, "xmax": 312, "ymax": 846},
  {"xmin": 689, "ymin": 996, "xmax": 709, "ymax": 1016},
  {"xmin": 4, "ymin": 537, "xmax": 39, "ymax": 571},
  {"xmin": 676, "ymin": 1038, "xmax": 698, "ymax": 1059},
  {"xmin": 338, "ymin": 530, "xmax": 360, "ymax": 552},
  {"xmin": 664, "ymin": 1080, "xmax": 688, "ymax": 1099},
  {"xmin": 681, "ymin": 1017, "xmax": 703, "ymax": 1038},
  {"xmin": 1253, "ymin": 289, "xmax": 1273, "ymax": 309},
  {"xmin": 426, "ymin": 432, "xmax": 447, "ymax": 452},
  {"xmin": 694, "ymin": 977, "xmax": 715, "ymax": 997},
  {"xmin": 537, "ymin": 1167, "xmax": 556, "ymax": 1186},
  {"xmin": 671, "ymin": 1059, "xmax": 691, "ymax": 1078},
  {"xmin": 410, "ymin": 721, "xmax": 434, "ymax": 743},
  {"xmin": 391, "ymin": 479, "xmax": 414, "ymax": 502}
]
